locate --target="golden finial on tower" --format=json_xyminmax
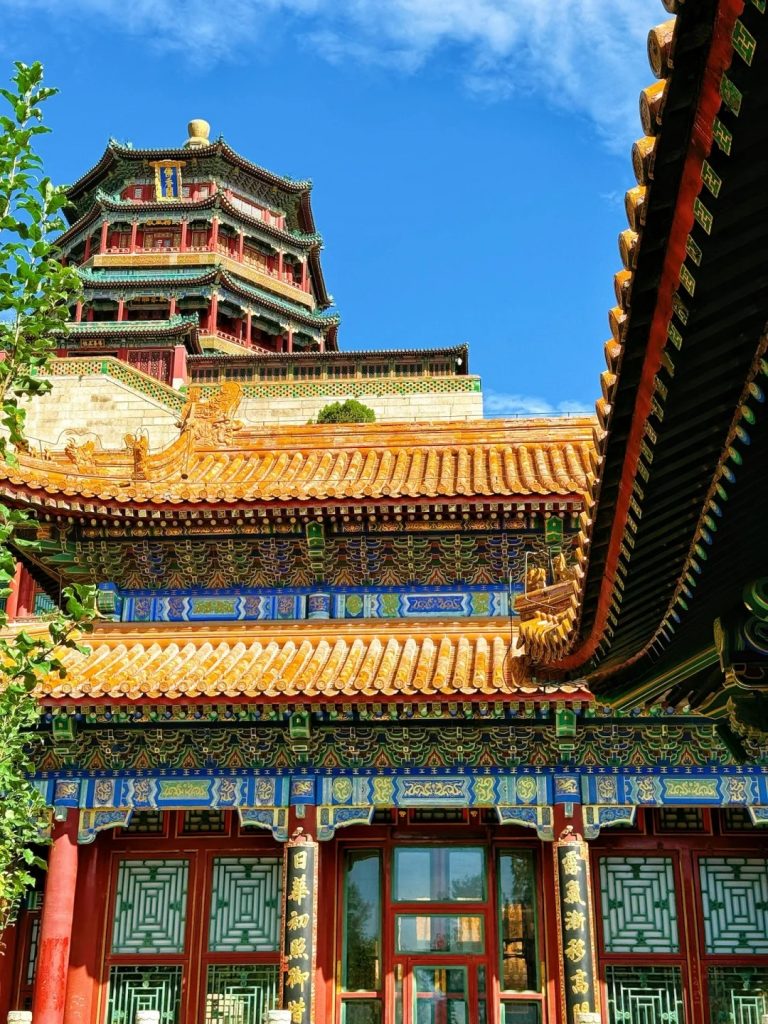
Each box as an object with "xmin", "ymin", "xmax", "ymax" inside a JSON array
[{"xmin": 184, "ymin": 119, "xmax": 211, "ymax": 149}]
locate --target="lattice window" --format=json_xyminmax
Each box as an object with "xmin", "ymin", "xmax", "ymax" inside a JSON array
[
  {"xmin": 125, "ymin": 810, "xmax": 164, "ymax": 834},
  {"xmin": 181, "ymin": 809, "xmax": 226, "ymax": 834},
  {"xmin": 208, "ymin": 857, "xmax": 281, "ymax": 952},
  {"xmin": 107, "ymin": 965, "xmax": 182, "ymax": 1024},
  {"xmin": 25, "ymin": 916, "xmax": 40, "ymax": 985},
  {"xmin": 656, "ymin": 807, "xmax": 705, "ymax": 832},
  {"xmin": 605, "ymin": 965, "xmax": 684, "ymax": 1023},
  {"xmin": 720, "ymin": 808, "xmax": 755, "ymax": 832},
  {"xmin": 599, "ymin": 857, "xmax": 679, "ymax": 953},
  {"xmin": 408, "ymin": 809, "xmax": 467, "ymax": 824},
  {"xmin": 708, "ymin": 966, "xmax": 768, "ymax": 1024},
  {"xmin": 700, "ymin": 858, "xmax": 768, "ymax": 954},
  {"xmin": 204, "ymin": 964, "xmax": 280, "ymax": 1024},
  {"xmin": 112, "ymin": 860, "xmax": 188, "ymax": 954}
]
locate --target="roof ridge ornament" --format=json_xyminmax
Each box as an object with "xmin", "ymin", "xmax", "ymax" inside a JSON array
[{"xmin": 184, "ymin": 118, "xmax": 211, "ymax": 149}]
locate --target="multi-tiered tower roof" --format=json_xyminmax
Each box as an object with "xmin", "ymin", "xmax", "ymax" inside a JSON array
[{"xmin": 57, "ymin": 119, "xmax": 339, "ymax": 382}]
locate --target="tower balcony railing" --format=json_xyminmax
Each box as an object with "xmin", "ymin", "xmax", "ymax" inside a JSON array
[{"xmin": 87, "ymin": 246, "xmax": 314, "ymax": 309}]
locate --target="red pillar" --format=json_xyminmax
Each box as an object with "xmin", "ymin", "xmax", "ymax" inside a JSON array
[
  {"xmin": 286, "ymin": 328, "xmax": 294, "ymax": 353},
  {"xmin": 83, "ymin": 235, "xmax": 91, "ymax": 262},
  {"xmin": 16, "ymin": 567, "xmax": 35, "ymax": 619},
  {"xmin": 245, "ymin": 310, "xmax": 252, "ymax": 348},
  {"xmin": 179, "ymin": 220, "xmax": 188, "ymax": 253},
  {"xmin": 209, "ymin": 217, "xmax": 219, "ymax": 252},
  {"xmin": 208, "ymin": 293, "xmax": 218, "ymax": 333},
  {"xmin": 301, "ymin": 259, "xmax": 308, "ymax": 291},
  {"xmin": 63, "ymin": 840, "xmax": 107, "ymax": 1024},
  {"xmin": 277, "ymin": 251, "xmax": 284, "ymax": 280},
  {"xmin": 116, "ymin": 299, "xmax": 125, "ymax": 322},
  {"xmin": 74, "ymin": 302, "xmax": 83, "ymax": 324},
  {"xmin": 99, "ymin": 222, "xmax": 108, "ymax": 254},
  {"xmin": 168, "ymin": 296, "xmax": 177, "ymax": 317},
  {"xmin": 32, "ymin": 811, "xmax": 79, "ymax": 1024},
  {"xmin": 0, "ymin": 922, "xmax": 19, "ymax": 1022},
  {"xmin": 237, "ymin": 231, "xmax": 244, "ymax": 262},
  {"xmin": 171, "ymin": 345, "xmax": 187, "ymax": 388},
  {"xmin": 129, "ymin": 222, "xmax": 138, "ymax": 254},
  {"xmin": 5, "ymin": 562, "xmax": 23, "ymax": 621},
  {"xmin": 86, "ymin": 307, "xmax": 94, "ymax": 323}
]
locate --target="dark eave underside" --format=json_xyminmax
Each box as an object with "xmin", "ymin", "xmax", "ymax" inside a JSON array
[{"xmin": 576, "ymin": 1, "xmax": 768, "ymax": 684}]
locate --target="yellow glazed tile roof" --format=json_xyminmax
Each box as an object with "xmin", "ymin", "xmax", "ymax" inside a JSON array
[
  {"xmin": 35, "ymin": 620, "xmax": 589, "ymax": 701},
  {"xmin": 4, "ymin": 416, "xmax": 594, "ymax": 508}
]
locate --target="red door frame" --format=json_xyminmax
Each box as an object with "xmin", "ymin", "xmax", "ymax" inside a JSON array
[{"xmin": 334, "ymin": 826, "xmax": 548, "ymax": 1024}]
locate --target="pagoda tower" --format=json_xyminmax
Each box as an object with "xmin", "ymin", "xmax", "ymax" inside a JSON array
[{"xmin": 57, "ymin": 119, "xmax": 339, "ymax": 385}]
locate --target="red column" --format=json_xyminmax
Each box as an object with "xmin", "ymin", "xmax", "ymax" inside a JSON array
[
  {"xmin": 116, "ymin": 299, "xmax": 125, "ymax": 322},
  {"xmin": 171, "ymin": 345, "xmax": 187, "ymax": 388},
  {"xmin": 301, "ymin": 259, "xmax": 308, "ymax": 291},
  {"xmin": 129, "ymin": 222, "xmax": 138, "ymax": 253},
  {"xmin": 237, "ymin": 231, "xmax": 244, "ymax": 262},
  {"xmin": 277, "ymin": 251, "xmax": 284, "ymax": 280},
  {"xmin": 99, "ymin": 222, "xmax": 108, "ymax": 254},
  {"xmin": 32, "ymin": 811, "xmax": 79, "ymax": 1024},
  {"xmin": 83, "ymin": 235, "xmax": 92, "ymax": 262},
  {"xmin": 317, "ymin": 337, "xmax": 325, "ymax": 353},
  {"xmin": 208, "ymin": 293, "xmax": 218, "ymax": 333},
  {"xmin": 74, "ymin": 302, "xmax": 83, "ymax": 324},
  {"xmin": 63, "ymin": 840, "xmax": 107, "ymax": 1024},
  {"xmin": 86, "ymin": 307, "xmax": 94, "ymax": 323},
  {"xmin": 168, "ymin": 297, "xmax": 177, "ymax": 317},
  {"xmin": 3, "ymin": 562, "xmax": 21, "ymax": 621},
  {"xmin": 209, "ymin": 217, "xmax": 219, "ymax": 251},
  {"xmin": 16, "ymin": 567, "xmax": 35, "ymax": 619},
  {"xmin": 179, "ymin": 220, "xmax": 188, "ymax": 253},
  {"xmin": 0, "ymin": 922, "xmax": 19, "ymax": 1022},
  {"xmin": 286, "ymin": 328, "xmax": 294, "ymax": 353},
  {"xmin": 245, "ymin": 311, "xmax": 252, "ymax": 348}
]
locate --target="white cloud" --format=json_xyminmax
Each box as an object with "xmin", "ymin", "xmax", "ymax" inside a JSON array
[
  {"xmin": 1, "ymin": 0, "xmax": 662, "ymax": 148},
  {"xmin": 483, "ymin": 390, "xmax": 593, "ymax": 417}
]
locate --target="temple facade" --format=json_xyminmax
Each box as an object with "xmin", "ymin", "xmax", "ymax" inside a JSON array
[{"xmin": 2, "ymin": 2, "xmax": 768, "ymax": 1024}]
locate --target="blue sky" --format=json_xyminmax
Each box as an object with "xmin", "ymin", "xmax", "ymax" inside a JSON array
[{"xmin": 1, "ymin": 0, "xmax": 661, "ymax": 416}]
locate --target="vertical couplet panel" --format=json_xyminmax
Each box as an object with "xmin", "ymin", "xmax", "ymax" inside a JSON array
[
  {"xmin": 553, "ymin": 835, "xmax": 600, "ymax": 1024},
  {"xmin": 281, "ymin": 832, "xmax": 319, "ymax": 1024}
]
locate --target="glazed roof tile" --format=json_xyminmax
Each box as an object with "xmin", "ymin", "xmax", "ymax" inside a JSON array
[
  {"xmin": 2, "ymin": 418, "xmax": 593, "ymax": 509},
  {"xmin": 68, "ymin": 139, "xmax": 312, "ymax": 204},
  {"xmin": 66, "ymin": 314, "xmax": 198, "ymax": 336},
  {"xmin": 58, "ymin": 192, "xmax": 323, "ymax": 250},
  {"xmin": 78, "ymin": 267, "xmax": 340, "ymax": 328},
  {"xmin": 35, "ymin": 620, "xmax": 589, "ymax": 702}
]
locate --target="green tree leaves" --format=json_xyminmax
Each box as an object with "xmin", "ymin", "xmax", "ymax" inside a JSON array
[{"xmin": 0, "ymin": 61, "xmax": 95, "ymax": 928}]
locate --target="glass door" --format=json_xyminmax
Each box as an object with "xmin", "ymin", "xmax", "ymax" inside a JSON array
[{"xmin": 406, "ymin": 962, "xmax": 475, "ymax": 1024}]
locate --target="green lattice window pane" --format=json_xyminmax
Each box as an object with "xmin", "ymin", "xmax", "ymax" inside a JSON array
[
  {"xmin": 700, "ymin": 858, "xmax": 768, "ymax": 954},
  {"xmin": 208, "ymin": 857, "xmax": 281, "ymax": 952},
  {"xmin": 112, "ymin": 860, "xmax": 188, "ymax": 953},
  {"xmin": 599, "ymin": 857, "xmax": 679, "ymax": 953},
  {"xmin": 709, "ymin": 967, "xmax": 768, "ymax": 1024},
  {"xmin": 605, "ymin": 965, "xmax": 684, "ymax": 1024},
  {"xmin": 107, "ymin": 965, "xmax": 182, "ymax": 1024},
  {"xmin": 204, "ymin": 964, "xmax": 279, "ymax": 1024}
]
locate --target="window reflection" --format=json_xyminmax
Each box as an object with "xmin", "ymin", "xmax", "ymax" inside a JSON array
[
  {"xmin": 394, "ymin": 848, "xmax": 485, "ymax": 902},
  {"xmin": 498, "ymin": 853, "xmax": 538, "ymax": 992}
]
